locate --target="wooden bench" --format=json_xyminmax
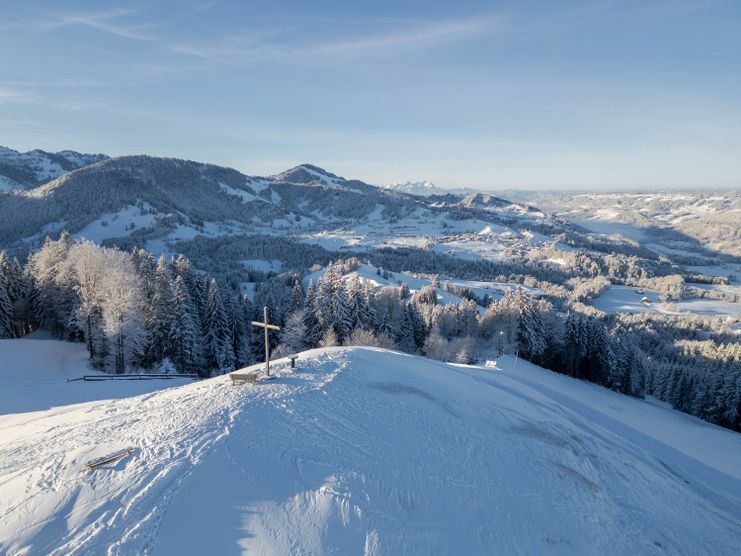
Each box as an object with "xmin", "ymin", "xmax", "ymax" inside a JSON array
[
  {"xmin": 230, "ymin": 371, "xmax": 258, "ymax": 385},
  {"xmin": 287, "ymin": 355, "xmax": 299, "ymax": 369}
]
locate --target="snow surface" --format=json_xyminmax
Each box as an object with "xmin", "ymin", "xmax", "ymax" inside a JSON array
[
  {"xmin": 240, "ymin": 259, "xmax": 283, "ymax": 272},
  {"xmin": 0, "ymin": 333, "xmax": 194, "ymax": 416},
  {"xmin": 1, "ymin": 344, "xmax": 740, "ymax": 555},
  {"xmin": 73, "ymin": 204, "xmax": 158, "ymax": 243},
  {"xmin": 593, "ymin": 285, "xmax": 741, "ymax": 321}
]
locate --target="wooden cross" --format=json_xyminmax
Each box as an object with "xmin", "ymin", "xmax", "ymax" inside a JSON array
[{"xmin": 252, "ymin": 306, "xmax": 280, "ymax": 376}]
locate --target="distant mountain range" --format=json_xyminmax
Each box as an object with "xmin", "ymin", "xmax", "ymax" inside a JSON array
[
  {"xmin": 0, "ymin": 150, "xmax": 558, "ymax": 260},
  {"xmin": 382, "ymin": 180, "xmax": 478, "ymax": 197}
]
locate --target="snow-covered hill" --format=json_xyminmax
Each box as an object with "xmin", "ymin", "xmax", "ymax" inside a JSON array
[
  {"xmin": 0, "ymin": 146, "xmax": 107, "ymax": 190},
  {"xmin": 1, "ymin": 343, "xmax": 740, "ymax": 555},
  {"xmin": 531, "ymin": 191, "xmax": 741, "ymax": 258}
]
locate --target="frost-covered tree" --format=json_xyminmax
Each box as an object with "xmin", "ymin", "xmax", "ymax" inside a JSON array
[
  {"xmin": 345, "ymin": 327, "xmax": 382, "ymax": 347},
  {"xmin": 320, "ymin": 327, "xmax": 339, "ymax": 348},
  {"xmin": 280, "ymin": 309, "xmax": 306, "ymax": 353},
  {"xmin": 67, "ymin": 241, "xmax": 106, "ymax": 360},
  {"xmin": 28, "ymin": 232, "xmax": 75, "ymax": 336},
  {"xmin": 158, "ymin": 357, "xmax": 177, "ymax": 375},
  {"xmin": 100, "ymin": 249, "xmax": 145, "ymax": 374}
]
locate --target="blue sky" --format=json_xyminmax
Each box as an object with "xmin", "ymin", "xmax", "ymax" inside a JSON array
[{"xmin": 1, "ymin": 0, "xmax": 739, "ymax": 190}]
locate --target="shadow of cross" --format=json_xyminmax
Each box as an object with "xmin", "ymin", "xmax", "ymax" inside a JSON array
[{"xmin": 252, "ymin": 306, "xmax": 280, "ymax": 376}]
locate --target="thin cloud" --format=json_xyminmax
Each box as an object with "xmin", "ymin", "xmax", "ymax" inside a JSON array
[
  {"xmin": 0, "ymin": 87, "xmax": 36, "ymax": 105},
  {"xmin": 6, "ymin": 8, "xmax": 157, "ymax": 41},
  {"xmin": 170, "ymin": 15, "xmax": 494, "ymax": 66},
  {"xmin": 53, "ymin": 100, "xmax": 109, "ymax": 112}
]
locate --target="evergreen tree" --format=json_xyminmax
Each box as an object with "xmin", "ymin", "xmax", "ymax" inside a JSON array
[
  {"xmin": 201, "ymin": 279, "xmax": 234, "ymax": 376},
  {"xmin": 346, "ymin": 277, "xmax": 365, "ymax": 330},
  {"xmin": 399, "ymin": 282, "xmax": 411, "ymax": 300},
  {"xmin": 171, "ymin": 275, "xmax": 199, "ymax": 373},
  {"xmin": 228, "ymin": 295, "xmax": 253, "ymax": 369},
  {"xmin": 331, "ymin": 279, "xmax": 352, "ymax": 342},
  {"xmin": 302, "ymin": 280, "xmax": 323, "ymax": 347},
  {"xmin": 0, "ymin": 277, "xmax": 13, "ymax": 338},
  {"xmin": 396, "ymin": 303, "xmax": 416, "ymax": 352},
  {"xmin": 360, "ymin": 281, "xmax": 377, "ymax": 329},
  {"xmin": 145, "ymin": 256, "xmax": 177, "ymax": 366},
  {"xmin": 289, "ymin": 279, "xmax": 304, "ymax": 313}
]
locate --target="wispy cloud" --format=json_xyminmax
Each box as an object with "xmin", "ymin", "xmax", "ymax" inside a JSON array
[
  {"xmin": 4, "ymin": 8, "xmax": 157, "ymax": 41},
  {"xmin": 0, "ymin": 84, "xmax": 106, "ymax": 113},
  {"xmin": 170, "ymin": 15, "xmax": 493, "ymax": 66},
  {"xmin": 53, "ymin": 100, "xmax": 109, "ymax": 112},
  {"xmin": 0, "ymin": 87, "xmax": 36, "ymax": 105}
]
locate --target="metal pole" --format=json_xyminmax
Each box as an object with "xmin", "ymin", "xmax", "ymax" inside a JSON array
[{"xmin": 264, "ymin": 306, "xmax": 270, "ymax": 376}]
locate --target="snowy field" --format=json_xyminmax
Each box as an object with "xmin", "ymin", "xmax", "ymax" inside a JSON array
[
  {"xmin": 592, "ymin": 285, "xmax": 741, "ymax": 321},
  {"xmin": 1, "ymin": 343, "xmax": 740, "ymax": 554},
  {"xmin": 0, "ymin": 333, "xmax": 194, "ymax": 415}
]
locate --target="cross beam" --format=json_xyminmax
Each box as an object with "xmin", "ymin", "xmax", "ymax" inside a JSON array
[{"xmin": 252, "ymin": 306, "xmax": 280, "ymax": 376}]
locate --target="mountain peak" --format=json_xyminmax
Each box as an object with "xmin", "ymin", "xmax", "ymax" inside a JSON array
[{"xmin": 273, "ymin": 164, "xmax": 345, "ymax": 186}]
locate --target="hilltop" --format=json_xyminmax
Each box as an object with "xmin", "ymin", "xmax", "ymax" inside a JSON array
[{"xmin": 1, "ymin": 339, "xmax": 739, "ymax": 555}]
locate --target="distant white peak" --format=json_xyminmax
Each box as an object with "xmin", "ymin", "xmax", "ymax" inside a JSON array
[{"xmin": 383, "ymin": 181, "xmax": 446, "ymax": 196}]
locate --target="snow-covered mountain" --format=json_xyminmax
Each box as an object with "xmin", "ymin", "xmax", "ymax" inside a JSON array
[
  {"xmin": 1, "ymin": 337, "xmax": 739, "ymax": 555},
  {"xmin": 383, "ymin": 180, "xmax": 477, "ymax": 196},
  {"xmin": 0, "ymin": 145, "xmax": 107, "ymax": 190},
  {"xmin": 384, "ymin": 180, "xmax": 443, "ymax": 196}
]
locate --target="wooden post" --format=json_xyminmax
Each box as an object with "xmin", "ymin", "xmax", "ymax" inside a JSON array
[{"xmin": 252, "ymin": 306, "xmax": 280, "ymax": 377}]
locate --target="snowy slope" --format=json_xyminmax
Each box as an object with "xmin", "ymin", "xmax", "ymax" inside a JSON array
[
  {"xmin": 1, "ymin": 347, "xmax": 740, "ymax": 555},
  {"xmin": 0, "ymin": 333, "xmax": 195, "ymax": 415}
]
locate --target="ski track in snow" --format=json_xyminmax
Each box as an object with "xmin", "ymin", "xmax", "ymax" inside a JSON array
[{"xmin": 1, "ymin": 347, "xmax": 740, "ymax": 555}]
